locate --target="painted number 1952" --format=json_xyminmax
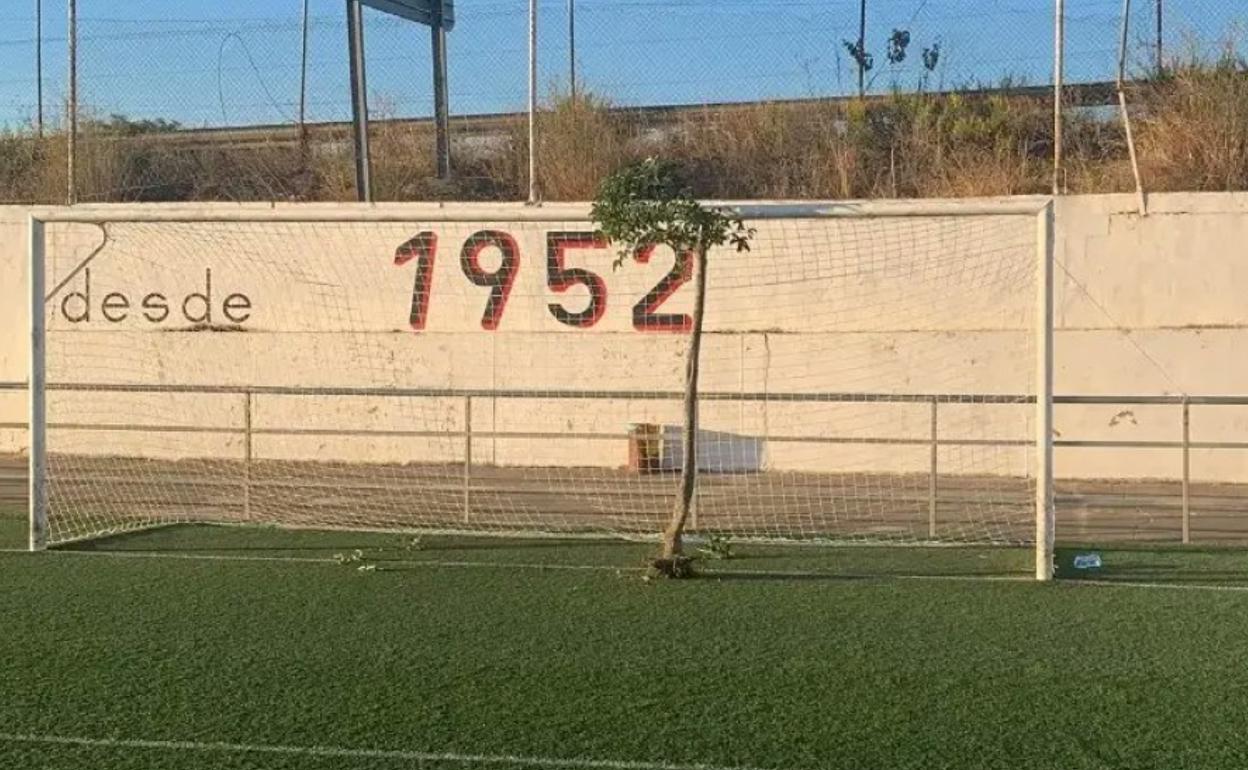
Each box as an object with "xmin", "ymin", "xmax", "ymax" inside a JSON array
[{"xmin": 394, "ymin": 230, "xmax": 692, "ymax": 332}]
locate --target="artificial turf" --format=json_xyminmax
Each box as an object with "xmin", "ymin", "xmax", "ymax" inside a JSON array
[{"xmin": 3, "ymin": 508, "xmax": 1248, "ymax": 770}]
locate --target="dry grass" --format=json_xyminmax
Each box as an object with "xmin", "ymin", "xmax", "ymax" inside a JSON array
[
  {"xmin": 4, "ymin": 62, "xmax": 1248, "ymax": 205},
  {"xmin": 1133, "ymin": 51, "xmax": 1248, "ymax": 192},
  {"xmin": 534, "ymin": 91, "xmax": 637, "ymax": 200},
  {"xmin": 671, "ymin": 101, "xmax": 856, "ymax": 199},
  {"xmin": 476, "ymin": 91, "xmax": 639, "ymax": 201},
  {"xmin": 832, "ymin": 90, "xmax": 1051, "ymax": 198},
  {"xmin": 0, "ymin": 131, "xmax": 58, "ymax": 204}
]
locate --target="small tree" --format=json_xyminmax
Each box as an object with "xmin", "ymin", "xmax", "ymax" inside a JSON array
[{"xmin": 591, "ymin": 159, "xmax": 753, "ymax": 577}]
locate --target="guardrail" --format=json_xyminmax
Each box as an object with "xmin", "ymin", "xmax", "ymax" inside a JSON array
[
  {"xmin": 1, "ymin": 381, "xmax": 1244, "ymax": 543},
  {"xmin": 80, "ymin": 82, "xmax": 1123, "ymax": 153}
]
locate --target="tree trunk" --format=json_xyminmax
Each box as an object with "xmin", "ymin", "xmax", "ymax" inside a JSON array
[{"xmin": 660, "ymin": 246, "xmax": 709, "ymax": 560}]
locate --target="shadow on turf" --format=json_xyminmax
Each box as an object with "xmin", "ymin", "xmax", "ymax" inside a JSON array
[
  {"xmin": 708, "ymin": 566, "xmax": 1247, "ymax": 586},
  {"xmin": 1060, "ymin": 567, "xmax": 1248, "ymax": 586},
  {"xmin": 354, "ymin": 561, "xmax": 879, "ymax": 582},
  {"xmin": 56, "ymin": 524, "xmax": 648, "ymax": 556},
  {"xmin": 1051, "ymin": 548, "xmax": 1248, "ymax": 586},
  {"xmin": 64, "ymin": 542, "xmax": 369, "ymax": 554},
  {"xmin": 702, "ymin": 567, "xmax": 1031, "ymax": 582},
  {"xmin": 45, "ymin": 527, "xmax": 1248, "ymax": 587},
  {"xmin": 67, "ymin": 539, "xmax": 640, "ymax": 554},
  {"xmin": 697, "ymin": 570, "xmax": 876, "ymax": 583}
]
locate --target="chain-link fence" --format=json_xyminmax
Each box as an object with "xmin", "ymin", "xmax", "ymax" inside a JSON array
[{"xmin": 0, "ymin": 0, "xmax": 1246, "ymax": 203}]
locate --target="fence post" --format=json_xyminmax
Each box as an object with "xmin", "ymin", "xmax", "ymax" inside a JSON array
[
  {"xmin": 243, "ymin": 391, "xmax": 253, "ymax": 521},
  {"xmin": 568, "ymin": 0, "xmax": 577, "ymax": 99},
  {"xmin": 856, "ymin": 0, "xmax": 867, "ymax": 97},
  {"xmin": 299, "ymin": 0, "xmax": 310, "ymax": 144},
  {"xmin": 929, "ymin": 397, "xmax": 938, "ymax": 539},
  {"xmin": 1053, "ymin": 0, "xmax": 1065, "ymax": 194},
  {"xmin": 463, "ymin": 395, "xmax": 472, "ymax": 524},
  {"xmin": 66, "ymin": 0, "xmax": 77, "ymax": 205},
  {"xmin": 431, "ymin": 2, "xmax": 452, "ymax": 180},
  {"xmin": 35, "ymin": 0, "xmax": 43, "ymax": 137},
  {"xmin": 1117, "ymin": 0, "xmax": 1148, "ymax": 216},
  {"xmin": 528, "ymin": 0, "xmax": 539, "ymax": 204},
  {"xmin": 1182, "ymin": 397, "xmax": 1190, "ymax": 544},
  {"xmin": 1155, "ymin": 0, "xmax": 1164, "ymax": 76},
  {"xmin": 346, "ymin": 0, "xmax": 372, "ymax": 203}
]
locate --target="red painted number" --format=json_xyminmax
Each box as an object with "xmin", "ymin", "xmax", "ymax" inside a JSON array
[
  {"xmin": 394, "ymin": 231, "xmax": 438, "ymax": 330},
  {"xmin": 461, "ymin": 230, "xmax": 520, "ymax": 330},
  {"xmin": 546, "ymin": 232, "xmax": 608, "ymax": 328},
  {"xmin": 632, "ymin": 245, "xmax": 693, "ymax": 333}
]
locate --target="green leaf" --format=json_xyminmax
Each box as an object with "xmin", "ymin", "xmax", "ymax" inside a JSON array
[{"xmin": 590, "ymin": 158, "xmax": 754, "ymax": 261}]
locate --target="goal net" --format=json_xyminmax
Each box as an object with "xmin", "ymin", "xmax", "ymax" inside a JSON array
[{"xmin": 29, "ymin": 203, "xmax": 1054, "ymax": 574}]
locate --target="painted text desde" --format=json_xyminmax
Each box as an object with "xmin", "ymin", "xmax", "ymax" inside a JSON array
[{"xmin": 58, "ymin": 269, "xmax": 253, "ymax": 326}]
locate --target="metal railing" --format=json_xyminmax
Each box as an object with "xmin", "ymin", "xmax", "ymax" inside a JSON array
[{"xmin": 2, "ymin": 381, "xmax": 1246, "ymax": 543}]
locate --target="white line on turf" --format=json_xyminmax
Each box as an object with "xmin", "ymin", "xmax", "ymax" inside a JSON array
[{"xmin": 0, "ymin": 732, "xmax": 772, "ymax": 770}]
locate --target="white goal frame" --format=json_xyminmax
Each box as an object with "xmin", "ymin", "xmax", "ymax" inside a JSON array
[{"xmin": 27, "ymin": 201, "xmax": 1056, "ymax": 580}]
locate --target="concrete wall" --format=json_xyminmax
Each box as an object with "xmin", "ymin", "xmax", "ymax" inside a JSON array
[{"xmin": 2, "ymin": 194, "xmax": 1247, "ymax": 483}]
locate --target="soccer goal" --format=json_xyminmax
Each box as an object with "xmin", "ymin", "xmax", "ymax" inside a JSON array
[{"xmin": 27, "ymin": 201, "xmax": 1055, "ymax": 578}]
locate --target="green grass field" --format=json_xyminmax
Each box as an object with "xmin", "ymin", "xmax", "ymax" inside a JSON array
[{"xmin": 3, "ymin": 505, "xmax": 1248, "ymax": 770}]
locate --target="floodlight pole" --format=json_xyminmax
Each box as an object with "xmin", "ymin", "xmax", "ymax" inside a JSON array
[
  {"xmin": 432, "ymin": 1, "xmax": 451, "ymax": 179},
  {"xmin": 347, "ymin": 0, "xmax": 373, "ymax": 202}
]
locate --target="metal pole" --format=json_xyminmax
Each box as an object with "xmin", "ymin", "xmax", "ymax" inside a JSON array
[
  {"xmin": 346, "ymin": 0, "xmax": 373, "ymax": 202},
  {"xmin": 35, "ymin": 0, "xmax": 43, "ymax": 137},
  {"xmin": 928, "ymin": 397, "xmax": 938, "ymax": 539},
  {"xmin": 857, "ymin": 0, "xmax": 867, "ymax": 97},
  {"xmin": 1155, "ymin": 0, "xmax": 1164, "ymax": 76},
  {"xmin": 568, "ymin": 0, "xmax": 577, "ymax": 99},
  {"xmin": 299, "ymin": 0, "xmax": 310, "ymax": 141},
  {"xmin": 431, "ymin": 2, "xmax": 452, "ymax": 180},
  {"xmin": 463, "ymin": 396, "xmax": 472, "ymax": 523},
  {"xmin": 28, "ymin": 218, "xmax": 47, "ymax": 552},
  {"xmin": 244, "ymin": 392, "xmax": 254, "ymax": 521},
  {"xmin": 1035, "ymin": 204, "xmax": 1056, "ymax": 581},
  {"xmin": 1182, "ymin": 398, "xmax": 1191, "ymax": 544},
  {"xmin": 1117, "ymin": 1, "xmax": 1133, "ymax": 91},
  {"xmin": 1118, "ymin": 0, "xmax": 1147, "ymax": 215},
  {"xmin": 528, "ymin": 0, "xmax": 539, "ymax": 204},
  {"xmin": 67, "ymin": 0, "xmax": 77, "ymax": 205},
  {"xmin": 1053, "ymin": 0, "xmax": 1065, "ymax": 195}
]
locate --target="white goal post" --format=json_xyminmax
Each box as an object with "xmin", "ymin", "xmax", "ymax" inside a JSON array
[{"xmin": 28, "ymin": 201, "xmax": 1055, "ymax": 580}]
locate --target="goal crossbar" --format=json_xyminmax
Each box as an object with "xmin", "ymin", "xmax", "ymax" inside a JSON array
[{"xmin": 28, "ymin": 198, "xmax": 1052, "ymax": 224}]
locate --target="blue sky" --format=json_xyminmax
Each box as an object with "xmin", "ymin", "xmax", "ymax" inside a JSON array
[{"xmin": 0, "ymin": 0, "xmax": 1241, "ymax": 130}]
